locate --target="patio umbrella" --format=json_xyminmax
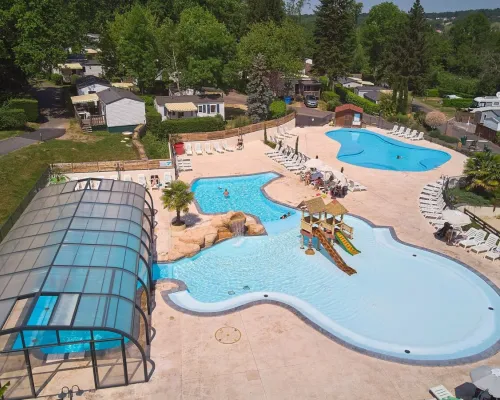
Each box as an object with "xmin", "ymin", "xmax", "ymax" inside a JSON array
[
  {"xmin": 442, "ymin": 210, "xmax": 471, "ymax": 226},
  {"xmin": 310, "ymin": 171, "xmax": 324, "ymax": 180},
  {"xmin": 305, "ymin": 159, "xmax": 324, "ymax": 170},
  {"xmin": 470, "ymin": 366, "xmax": 500, "ymax": 397},
  {"xmin": 318, "ymin": 165, "xmax": 347, "ymax": 185}
]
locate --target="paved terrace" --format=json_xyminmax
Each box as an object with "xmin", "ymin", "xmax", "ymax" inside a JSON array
[{"xmin": 60, "ymin": 124, "xmax": 499, "ymax": 400}]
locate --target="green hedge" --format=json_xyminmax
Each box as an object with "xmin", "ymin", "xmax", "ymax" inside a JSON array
[
  {"xmin": 140, "ymin": 95, "xmax": 155, "ymax": 107},
  {"xmin": 269, "ymin": 100, "xmax": 286, "ymax": 119},
  {"xmin": 145, "ymin": 104, "xmax": 162, "ymax": 133},
  {"xmin": 141, "ymin": 133, "xmax": 170, "ymax": 158},
  {"xmin": 321, "ymin": 91, "xmax": 340, "ymax": 103},
  {"xmin": 442, "ymin": 98, "xmax": 473, "ymax": 109},
  {"xmin": 6, "ymin": 98, "xmax": 38, "ymax": 122},
  {"xmin": 326, "ymin": 99, "xmax": 341, "ymax": 111},
  {"xmin": 0, "ymin": 108, "xmax": 27, "ymax": 130},
  {"xmin": 428, "ymin": 129, "xmax": 459, "ymax": 143},
  {"xmin": 334, "ymin": 85, "xmax": 380, "ymax": 115},
  {"xmin": 156, "ymin": 115, "xmax": 225, "ymax": 139}
]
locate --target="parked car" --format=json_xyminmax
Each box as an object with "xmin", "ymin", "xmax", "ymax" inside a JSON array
[
  {"xmin": 443, "ymin": 94, "xmax": 462, "ymax": 99},
  {"xmin": 304, "ymin": 95, "xmax": 318, "ymax": 108}
]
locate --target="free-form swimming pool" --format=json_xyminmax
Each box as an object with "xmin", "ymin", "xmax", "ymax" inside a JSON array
[
  {"xmin": 156, "ymin": 173, "xmax": 500, "ymax": 363},
  {"xmin": 191, "ymin": 172, "xmax": 294, "ymax": 222},
  {"xmin": 326, "ymin": 129, "xmax": 451, "ymax": 171}
]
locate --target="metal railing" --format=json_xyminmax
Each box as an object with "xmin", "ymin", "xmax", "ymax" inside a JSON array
[
  {"xmin": 463, "ymin": 208, "xmax": 500, "ymax": 237},
  {"xmin": 0, "ymin": 167, "xmax": 51, "ymax": 242}
]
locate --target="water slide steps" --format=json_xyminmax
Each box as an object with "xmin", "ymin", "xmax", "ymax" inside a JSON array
[
  {"xmin": 334, "ymin": 231, "xmax": 360, "ymax": 256},
  {"xmin": 312, "ymin": 228, "xmax": 357, "ymax": 276}
]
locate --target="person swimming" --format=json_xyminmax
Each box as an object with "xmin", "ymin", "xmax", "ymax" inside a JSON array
[
  {"xmin": 280, "ymin": 211, "xmax": 292, "ymax": 219},
  {"xmin": 223, "ymin": 189, "xmax": 229, "ymax": 197}
]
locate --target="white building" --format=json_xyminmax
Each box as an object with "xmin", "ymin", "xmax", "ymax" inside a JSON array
[
  {"xmin": 97, "ymin": 88, "xmax": 146, "ymax": 133},
  {"xmin": 76, "ymin": 76, "xmax": 111, "ymax": 95},
  {"xmin": 82, "ymin": 59, "xmax": 103, "ymax": 77},
  {"xmin": 154, "ymin": 95, "xmax": 225, "ymax": 121},
  {"xmin": 481, "ymin": 110, "xmax": 500, "ymax": 132},
  {"xmin": 471, "ymin": 93, "xmax": 500, "ymax": 109}
]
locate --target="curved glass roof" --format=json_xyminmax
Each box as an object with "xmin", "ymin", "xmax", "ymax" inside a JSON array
[{"xmin": 0, "ymin": 178, "xmax": 153, "ymax": 341}]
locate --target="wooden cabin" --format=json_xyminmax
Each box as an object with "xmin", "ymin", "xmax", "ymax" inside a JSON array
[{"xmin": 334, "ymin": 104, "xmax": 363, "ymax": 128}]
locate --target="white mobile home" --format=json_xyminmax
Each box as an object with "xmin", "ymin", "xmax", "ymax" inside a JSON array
[
  {"xmin": 76, "ymin": 76, "xmax": 111, "ymax": 96},
  {"xmin": 97, "ymin": 88, "xmax": 146, "ymax": 133},
  {"xmin": 154, "ymin": 95, "xmax": 225, "ymax": 121},
  {"xmin": 471, "ymin": 93, "xmax": 500, "ymax": 109}
]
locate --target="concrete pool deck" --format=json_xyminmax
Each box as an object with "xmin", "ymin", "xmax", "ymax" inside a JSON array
[{"xmin": 62, "ymin": 124, "xmax": 499, "ymax": 400}]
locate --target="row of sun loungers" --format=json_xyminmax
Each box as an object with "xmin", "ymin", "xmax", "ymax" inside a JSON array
[
  {"xmin": 185, "ymin": 141, "xmax": 235, "ymax": 156},
  {"xmin": 387, "ymin": 125, "xmax": 424, "ymax": 141},
  {"xmin": 176, "ymin": 157, "xmax": 192, "ymax": 172},
  {"xmin": 72, "ymin": 172, "xmax": 173, "ymax": 190},
  {"xmin": 266, "ymin": 144, "xmax": 310, "ymax": 173},
  {"xmin": 418, "ymin": 178, "xmax": 449, "ymax": 227},
  {"xmin": 457, "ymin": 228, "xmax": 500, "ymax": 260}
]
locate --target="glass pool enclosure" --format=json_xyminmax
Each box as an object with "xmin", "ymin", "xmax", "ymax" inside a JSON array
[{"xmin": 0, "ymin": 178, "xmax": 154, "ymax": 399}]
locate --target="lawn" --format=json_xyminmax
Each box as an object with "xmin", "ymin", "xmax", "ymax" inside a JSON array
[
  {"xmin": 415, "ymin": 97, "xmax": 457, "ymax": 119},
  {"xmin": 0, "ymin": 132, "xmax": 138, "ymax": 223},
  {"xmin": 0, "ymin": 130, "xmax": 24, "ymax": 141}
]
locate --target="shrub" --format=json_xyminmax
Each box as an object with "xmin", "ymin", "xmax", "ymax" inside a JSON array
[
  {"xmin": 321, "ymin": 91, "xmax": 339, "ymax": 103},
  {"xmin": 436, "ymin": 71, "xmax": 479, "ymax": 97},
  {"xmin": 6, "ymin": 98, "xmax": 38, "ymax": 122},
  {"xmin": 429, "ymin": 129, "xmax": 441, "ymax": 138},
  {"xmin": 318, "ymin": 76, "xmax": 329, "ymax": 91},
  {"xmin": 141, "ymin": 133, "xmax": 170, "ymax": 158},
  {"xmin": 70, "ymin": 74, "xmax": 79, "ymax": 86},
  {"xmin": 326, "ymin": 99, "xmax": 341, "ymax": 111},
  {"xmin": 0, "ymin": 108, "xmax": 27, "ymax": 130},
  {"xmin": 440, "ymin": 135, "xmax": 459, "ymax": 144},
  {"xmin": 140, "ymin": 95, "xmax": 155, "ymax": 107},
  {"xmin": 50, "ymin": 73, "xmax": 63, "ymax": 85},
  {"xmin": 425, "ymin": 88, "xmax": 439, "ymax": 97},
  {"xmin": 226, "ymin": 115, "xmax": 252, "ymax": 128},
  {"xmin": 442, "ymin": 98, "xmax": 473, "ymax": 109},
  {"xmin": 156, "ymin": 115, "xmax": 226, "ymax": 139},
  {"xmin": 145, "ymin": 106, "xmax": 162, "ymax": 133},
  {"xmin": 269, "ymin": 100, "xmax": 286, "ymax": 119},
  {"xmin": 425, "ymin": 111, "xmax": 447, "ymax": 129},
  {"xmin": 344, "ymin": 91, "xmax": 380, "ymax": 115}
]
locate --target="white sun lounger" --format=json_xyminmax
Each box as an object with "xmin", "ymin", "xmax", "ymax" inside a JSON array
[
  {"xmin": 195, "ymin": 143, "xmax": 203, "ymax": 155},
  {"xmin": 214, "ymin": 142, "xmax": 224, "ymax": 153},
  {"xmin": 485, "ymin": 247, "xmax": 500, "ymax": 261},
  {"xmin": 430, "ymin": 385, "xmax": 454, "ymax": 400},
  {"xmin": 222, "ymin": 140, "xmax": 235, "ymax": 152},
  {"xmin": 185, "ymin": 143, "xmax": 193, "ymax": 156},
  {"xmin": 163, "ymin": 172, "xmax": 173, "ymax": 187},
  {"xmin": 347, "ymin": 180, "xmax": 367, "ymax": 192},
  {"xmin": 138, "ymin": 174, "xmax": 147, "ymax": 187},
  {"xmin": 471, "ymin": 234, "xmax": 499, "ymax": 254},
  {"xmin": 388, "ymin": 125, "xmax": 398, "ymax": 134},
  {"xmin": 411, "ymin": 132, "xmax": 425, "ymax": 141},
  {"xmin": 459, "ymin": 230, "xmax": 487, "ymax": 248},
  {"xmin": 123, "ymin": 174, "xmax": 132, "ymax": 182},
  {"xmin": 205, "ymin": 143, "xmax": 213, "ymax": 155}
]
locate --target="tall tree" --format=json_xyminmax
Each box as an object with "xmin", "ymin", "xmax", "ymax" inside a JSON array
[
  {"xmin": 407, "ymin": 0, "xmax": 431, "ymax": 95},
  {"xmin": 312, "ymin": 0, "xmax": 361, "ymax": 87},
  {"xmin": 359, "ymin": 2, "xmax": 405, "ymax": 81},
  {"xmin": 246, "ymin": 54, "xmax": 273, "ymax": 123},
  {"xmin": 175, "ymin": 6, "xmax": 236, "ymax": 90},
  {"xmin": 247, "ymin": 0, "xmax": 285, "ymax": 25},
  {"xmin": 238, "ymin": 20, "xmax": 306, "ymax": 94}
]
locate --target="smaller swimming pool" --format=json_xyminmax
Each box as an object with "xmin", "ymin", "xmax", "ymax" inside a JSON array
[
  {"xmin": 327, "ymin": 129, "xmax": 451, "ymax": 171},
  {"xmin": 191, "ymin": 172, "xmax": 295, "ymax": 222}
]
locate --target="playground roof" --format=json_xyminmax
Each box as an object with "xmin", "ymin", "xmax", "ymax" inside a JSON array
[
  {"xmin": 324, "ymin": 200, "xmax": 348, "ymax": 216},
  {"xmin": 298, "ymin": 197, "xmax": 326, "ymax": 214}
]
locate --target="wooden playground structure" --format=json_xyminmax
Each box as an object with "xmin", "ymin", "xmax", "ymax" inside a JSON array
[{"xmin": 298, "ymin": 198, "xmax": 358, "ymax": 276}]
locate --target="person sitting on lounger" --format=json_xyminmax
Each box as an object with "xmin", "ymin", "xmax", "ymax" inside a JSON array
[{"xmin": 223, "ymin": 189, "xmax": 229, "ymax": 197}]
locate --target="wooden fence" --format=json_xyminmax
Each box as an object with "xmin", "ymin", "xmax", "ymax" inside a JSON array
[
  {"xmin": 53, "ymin": 159, "xmax": 174, "ymax": 174},
  {"xmin": 174, "ymin": 112, "xmax": 296, "ymax": 142}
]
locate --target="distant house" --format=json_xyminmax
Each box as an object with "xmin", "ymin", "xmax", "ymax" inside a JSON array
[
  {"xmin": 295, "ymin": 79, "xmax": 322, "ymax": 98},
  {"xmin": 471, "ymin": 94, "xmax": 500, "ymax": 109},
  {"xmin": 53, "ymin": 53, "xmax": 103, "ymax": 82},
  {"xmin": 300, "ymin": 59, "xmax": 313, "ymax": 76},
  {"xmin": 97, "ymin": 88, "xmax": 146, "ymax": 132},
  {"xmin": 338, "ymin": 77, "xmax": 363, "ymax": 89},
  {"xmin": 76, "ymin": 76, "xmax": 111, "ymax": 96},
  {"xmin": 83, "ymin": 59, "xmax": 103, "ymax": 77},
  {"xmin": 54, "ymin": 62, "xmax": 84, "ymax": 83},
  {"xmin": 354, "ymin": 86, "xmax": 392, "ymax": 104},
  {"xmin": 154, "ymin": 95, "xmax": 225, "ymax": 120}
]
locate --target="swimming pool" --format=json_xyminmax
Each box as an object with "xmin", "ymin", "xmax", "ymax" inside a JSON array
[
  {"xmin": 326, "ymin": 129, "xmax": 451, "ymax": 171},
  {"xmin": 156, "ymin": 173, "xmax": 500, "ymax": 363},
  {"xmin": 191, "ymin": 172, "xmax": 294, "ymax": 222}
]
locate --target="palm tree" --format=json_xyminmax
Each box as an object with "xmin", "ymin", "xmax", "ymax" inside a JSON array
[
  {"xmin": 161, "ymin": 180, "xmax": 194, "ymax": 225},
  {"xmin": 464, "ymin": 152, "xmax": 500, "ymax": 193}
]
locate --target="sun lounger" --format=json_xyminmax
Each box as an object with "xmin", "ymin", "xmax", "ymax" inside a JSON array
[
  {"xmin": 430, "ymin": 385, "xmax": 454, "ymax": 400},
  {"xmin": 195, "ymin": 143, "xmax": 203, "ymax": 155},
  {"xmin": 138, "ymin": 174, "xmax": 147, "ymax": 187},
  {"xmin": 222, "ymin": 140, "xmax": 235, "ymax": 152},
  {"xmin": 485, "ymin": 247, "xmax": 500, "ymax": 261},
  {"xmin": 163, "ymin": 172, "xmax": 173, "ymax": 187},
  {"xmin": 411, "ymin": 132, "xmax": 424, "ymax": 141},
  {"xmin": 471, "ymin": 234, "xmax": 499, "ymax": 254},
  {"xmin": 185, "ymin": 143, "xmax": 193, "ymax": 156},
  {"xmin": 459, "ymin": 230, "xmax": 487, "ymax": 248},
  {"xmin": 214, "ymin": 142, "xmax": 224, "ymax": 153},
  {"xmin": 205, "ymin": 143, "xmax": 213, "ymax": 155},
  {"xmin": 388, "ymin": 125, "xmax": 398, "ymax": 134},
  {"xmin": 347, "ymin": 179, "xmax": 367, "ymax": 192},
  {"xmin": 123, "ymin": 174, "xmax": 132, "ymax": 182}
]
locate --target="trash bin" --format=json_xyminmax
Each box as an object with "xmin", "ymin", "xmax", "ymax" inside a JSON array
[
  {"xmin": 460, "ymin": 135, "xmax": 467, "ymax": 146},
  {"xmin": 174, "ymin": 142, "xmax": 184, "ymax": 156},
  {"xmin": 284, "ymin": 96, "xmax": 292, "ymax": 105}
]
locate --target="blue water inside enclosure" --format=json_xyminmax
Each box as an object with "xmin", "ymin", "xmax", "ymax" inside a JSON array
[
  {"xmin": 191, "ymin": 172, "xmax": 295, "ymax": 222},
  {"xmin": 155, "ymin": 174, "xmax": 500, "ymax": 361},
  {"xmin": 13, "ymin": 296, "xmax": 123, "ymax": 354},
  {"xmin": 326, "ymin": 129, "xmax": 451, "ymax": 171}
]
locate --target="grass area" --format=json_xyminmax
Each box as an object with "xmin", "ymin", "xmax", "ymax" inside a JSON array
[
  {"xmin": 141, "ymin": 133, "xmax": 170, "ymax": 159},
  {"xmin": 415, "ymin": 97, "xmax": 457, "ymax": 118},
  {"xmin": 0, "ymin": 130, "xmax": 24, "ymax": 140},
  {"xmin": 446, "ymin": 187, "xmax": 494, "ymax": 207},
  {"xmin": 0, "ymin": 132, "xmax": 138, "ymax": 223}
]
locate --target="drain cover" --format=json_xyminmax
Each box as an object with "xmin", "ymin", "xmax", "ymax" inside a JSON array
[{"xmin": 215, "ymin": 327, "xmax": 241, "ymax": 344}]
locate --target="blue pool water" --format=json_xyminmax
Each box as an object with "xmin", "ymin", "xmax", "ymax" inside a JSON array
[
  {"xmin": 326, "ymin": 129, "xmax": 451, "ymax": 171},
  {"xmin": 191, "ymin": 172, "xmax": 294, "ymax": 222},
  {"xmin": 155, "ymin": 173, "xmax": 500, "ymax": 362}
]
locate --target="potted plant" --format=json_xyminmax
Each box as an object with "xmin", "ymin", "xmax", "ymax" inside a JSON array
[{"xmin": 161, "ymin": 180, "xmax": 194, "ymax": 231}]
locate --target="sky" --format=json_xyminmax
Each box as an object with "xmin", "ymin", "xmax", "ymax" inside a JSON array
[{"xmin": 304, "ymin": 0, "xmax": 499, "ymax": 13}]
